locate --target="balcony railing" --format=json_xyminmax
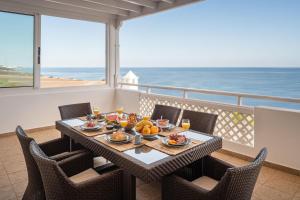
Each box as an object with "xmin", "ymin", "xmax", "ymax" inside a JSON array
[
  {"xmin": 119, "ymin": 82, "xmax": 300, "ymax": 106},
  {"xmin": 118, "ymin": 82, "xmax": 300, "ymax": 148}
]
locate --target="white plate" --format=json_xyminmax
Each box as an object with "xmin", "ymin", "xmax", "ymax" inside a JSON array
[{"xmin": 161, "ymin": 137, "xmax": 191, "ymax": 147}]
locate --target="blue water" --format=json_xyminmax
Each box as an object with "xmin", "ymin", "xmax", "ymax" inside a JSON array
[{"xmin": 36, "ymin": 67, "xmax": 300, "ymax": 110}]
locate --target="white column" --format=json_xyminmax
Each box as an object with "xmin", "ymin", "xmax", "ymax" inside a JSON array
[
  {"xmin": 34, "ymin": 13, "xmax": 41, "ymax": 89},
  {"xmin": 106, "ymin": 20, "xmax": 121, "ymax": 88}
]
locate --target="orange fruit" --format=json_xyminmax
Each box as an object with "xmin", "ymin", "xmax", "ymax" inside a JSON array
[
  {"xmin": 150, "ymin": 126, "xmax": 159, "ymax": 134},
  {"xmin": 142, "ymin": 126, "xmax": 151, "ymax": 135}
]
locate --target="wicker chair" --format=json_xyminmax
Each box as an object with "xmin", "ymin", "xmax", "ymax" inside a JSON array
[
  {"xmin": 151, "ymin": 104, "xmax": 181, "ymax": 125},
  {"xmin": 15, "ymin": 126, "xmax": 89, "ymax": 200},
  {"xmin": 29, "ymin": 140, "xmax": 123, "ymax": 200},
  {"xmin": 162, "ymin": 148, "xmax": 267, "ymax": 200},
  {"xmin": 181, "ymin": 110, "xmax": 218, "ymax": 134},
  {"xmin": 58, "ymin": 102, "xmax": 92, "ymax": 149},
  {"xmin": 58, "ymin": 102, "xmax": 92, "ymax": 120}
]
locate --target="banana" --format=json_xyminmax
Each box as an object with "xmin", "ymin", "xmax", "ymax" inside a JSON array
[{"xmin": 134, "ymin": 120, "xmax": 153, "ymax": 132}]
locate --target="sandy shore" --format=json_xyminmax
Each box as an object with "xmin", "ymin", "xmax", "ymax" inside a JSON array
[{"xmin": 41, "ymin": 76, "xmax": 105, "ymax": 88}]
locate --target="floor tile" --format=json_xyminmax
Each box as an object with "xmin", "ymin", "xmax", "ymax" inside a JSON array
[
  {"xmin": 0, "ymin": 174, "xmax": 11, "ymax": 188},
  {"xmin": 12, "ymin": 180, "xmax": 27, "ymax": 198},
  {"xmin": 0, "ymin": 185, "xmax": 17, "ymax": 200},
  {"xmin": 7, "ymin": 170, "xmax": 28, "ymax": 185}
]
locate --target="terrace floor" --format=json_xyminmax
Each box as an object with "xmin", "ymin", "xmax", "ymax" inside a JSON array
[{"xmin": 0, "ymin": 127, "xmax": 299, "ymax": 200}]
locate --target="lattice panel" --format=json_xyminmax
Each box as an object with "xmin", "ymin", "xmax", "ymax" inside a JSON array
[{"xmin": 139, "ymin": 94, "xmax": 254, "ymax": 147}]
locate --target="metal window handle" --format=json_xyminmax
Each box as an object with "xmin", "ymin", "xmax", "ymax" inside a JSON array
[{"xmin": 38, "ymin": 47, "xmax": 41, "ymax": 64}]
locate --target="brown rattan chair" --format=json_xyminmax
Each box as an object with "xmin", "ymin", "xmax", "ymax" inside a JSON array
[
  {"xmin": 16, "ymin": 126, "xmax": 89, "ymax": 200},
  {"xmin": 58, "ymin": 102, "xmax": 92, "ymax": 150},
  {"xmin": 181, "ymin": 110, "xmax": 218, "ymax": 134},
  {"xmin": 58, "ymin": 102, "xmax": 92, "ymax": 120},
  {"xmin": 58, "ymin": 102, "xmax": 115, "ymax": 169},
  {"xmin": 162, "ymin": 148, "xmax": 267, "ymax": 200},
  {"xmin": 151, "ymin": 104, "xmax": 181, "ymax": 125},
  {"xmin": 29, "ymin": 140, "xmax": 123, "ymax": 200}
]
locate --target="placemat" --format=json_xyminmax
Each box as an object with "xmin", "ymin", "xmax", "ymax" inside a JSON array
[
  {"xmin": 145, "ymin": 139, "xmax": 203, "ymax": 156},
  {"xmin": 158, "ymin": 127, "xmax": 185, "ymax": 137},
  {"xmin": 73, "ymin": 126, "xmax": 116, "ymax": 137},
  {"xmin": 94, "ymin": 135, "xmax": 145, "ymax": 152}
]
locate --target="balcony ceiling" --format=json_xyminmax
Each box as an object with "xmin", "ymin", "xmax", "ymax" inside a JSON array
[{"xmin": 0, "ymin": 0, "xmax": 203, "ymax": 23}]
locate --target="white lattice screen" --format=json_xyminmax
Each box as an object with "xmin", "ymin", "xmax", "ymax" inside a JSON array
[{"xmin": 139, "ymin": 93, "xmax": 255, "ymax": 147}]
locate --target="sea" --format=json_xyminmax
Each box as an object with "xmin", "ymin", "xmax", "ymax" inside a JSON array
[{"xmin": 32, "ymin": 67, "xmax": 300, "ymax": 110}]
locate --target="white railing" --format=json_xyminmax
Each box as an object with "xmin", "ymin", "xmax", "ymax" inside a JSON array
[{"xmin": 119, "ymin": 82, "xmax": 300, "ymax": 106}]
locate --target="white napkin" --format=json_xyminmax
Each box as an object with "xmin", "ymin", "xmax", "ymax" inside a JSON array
[{"xmin": 62, "ymin": 119, "xmax": 85, "ymax": 127}]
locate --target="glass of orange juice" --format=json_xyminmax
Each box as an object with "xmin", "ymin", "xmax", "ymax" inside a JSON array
[
  {"xmin": 120, "ymin": 118, "xmax": 128, "ymax": 131},
  {"xmin": 182, "ymin": 119, "xmax": 190, "ymax": 130}
]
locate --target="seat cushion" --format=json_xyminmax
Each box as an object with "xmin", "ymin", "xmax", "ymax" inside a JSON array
[
  {"xmin": 69, "ymin": 168, "xmax": 100, "ymax": 184},
  {"xmin": 192, "ymin": 176, "xmax": 218, "ymax": 191},
  {"xmin": 94, "ymin": 156, "xmax": 110, "ymax": 168},
  {"xmin": 50, "ymin": 149, "xmax": 87, "ymax": 161}
]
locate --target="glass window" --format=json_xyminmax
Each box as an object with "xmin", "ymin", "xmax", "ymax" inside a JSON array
[
  {"xmin": 40, "ymin": 16, "xmax": 106, "ymax": 88},
  {"xmin": 0, "ymin": 11, "xmax": 34, "ymax": 88}
]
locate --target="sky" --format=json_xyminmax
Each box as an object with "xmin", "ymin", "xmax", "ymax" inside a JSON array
[{"xmin": 1, "ymin": 0, "xmax": 300, "ymax": 68}]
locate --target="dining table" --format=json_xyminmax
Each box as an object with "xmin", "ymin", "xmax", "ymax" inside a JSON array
[{"xmin": 56, "ymin": 115, "xmax": 222, "ymax": 200}]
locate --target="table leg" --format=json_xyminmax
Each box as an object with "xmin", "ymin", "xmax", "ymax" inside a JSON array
[{"xmin": 123, "ymin": 171, "xmax": 136, "ymax": 200}]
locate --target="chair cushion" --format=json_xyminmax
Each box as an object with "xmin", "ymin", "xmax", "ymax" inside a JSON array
[
  {"xmin": 50, "ymin": 149, "xmax": 87, "ymax": 161},
  {"xmin": 69, "ymin": 168, "xmax": 100, "ymax": 184},
  {"xmin": 94, "ymin": 156, "xmax": 110, "ymax": 168},
  {"xmin": 192, "ymin": 176, "xmax": 218, "ymax": 191}
]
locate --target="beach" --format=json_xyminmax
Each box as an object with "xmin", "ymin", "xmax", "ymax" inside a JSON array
[
  {"xmin": 0, "ymin": 67, "xmax": 105, "ymax": 88},
  {"xmin": 40, "ymin": 76, "xmax": 105, "ymax": 88}
]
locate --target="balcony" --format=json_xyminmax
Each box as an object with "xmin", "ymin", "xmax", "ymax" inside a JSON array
[{"xmin": 0, "ymin": 0, "xmax": 300, "ymax": 200}]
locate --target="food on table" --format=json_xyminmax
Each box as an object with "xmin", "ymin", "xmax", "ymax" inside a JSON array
[
  {"xmin": 135, "ymin": 119, "xmax": 153, "ymax": 132},
  {"xmin": 156, "ymin": 119, "xmax": 169, "ymax": 127},
  {"xmin": 106, "ymin": 125, "xmax": 114, "ymax": 130},
  {"xmin": 135, "ymin": 117, "xmax": 159, "ymax": 135},
  {"xmin": 142, "ymin": 125, "xmax": 151, "ymax": 135},
  {"xmin": 106, "ymin": 114, "xmax": 119, "ymax": 125},
  {"xmin": 168, "ymin": 133, "xmax": 187, "ymax": 145},
  {"xmin": 142, "ymin": 116, "xmax": 150, "ymax": 121},
  {"xmin": 111, "ymin": 131, "xmax": 126, "ymax": 141},
  {"xmin": 150, "ymin": 126, "xmax": 159, "ymax": 134},
  {"xmin": 85, "ymin": 121, "xmax": 97, "ymax": 128},
  {"xmin": 126, "ymin": 113, "xmax": 138, "ymax": 130}
]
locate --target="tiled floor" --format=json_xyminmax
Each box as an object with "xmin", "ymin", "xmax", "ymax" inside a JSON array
[{"xmin": 0, "ymin": 128, "xmax": 299, "ymax": 200}]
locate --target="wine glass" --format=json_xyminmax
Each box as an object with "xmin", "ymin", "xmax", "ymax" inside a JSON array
[
  {"xmin": 181, "ymin": 119, "xmax": 190, "ymax": 130},
  {"xmin": 93, "ymin": 106, "xmax": 100, "ymax": 118},
  {"xmin": 116, "ymin": 107, "xmax": 124, "ymax": 118}
]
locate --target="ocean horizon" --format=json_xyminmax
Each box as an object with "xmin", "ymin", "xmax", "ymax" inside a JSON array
[{"xmin": 19, "ymin": 67, "xmax": 300, "ymax": 110}]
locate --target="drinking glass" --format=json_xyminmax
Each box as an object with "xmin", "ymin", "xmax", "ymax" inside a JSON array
[
  {"xmin": 93, "ymin": 106, "xmax": 100, "ymax": 117},
  {"xmin": 120, "ymin": 118, "xmax": 128, "ymax": 131},
  {"xmin": 116, "ymin": 107, "xmax": 124, "ymax": 118},
  {"xmin": 181, "ymin": 119, "xmax": 190, "ymax": 130}
]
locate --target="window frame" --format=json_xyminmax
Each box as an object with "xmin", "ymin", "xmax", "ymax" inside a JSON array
[
  {"xmin": 0, "ymin": 8, "xmax": 109, "ymax": 90},
  {"xmin": 0, "ymin": 10, "xmax": 35, "ymax": 88}
]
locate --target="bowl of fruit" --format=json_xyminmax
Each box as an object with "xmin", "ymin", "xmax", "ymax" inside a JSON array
[
  {"xmin": 80, "ymin": 120, "xmax": 102, "ymax": 131},
  {"xmin": 161, "ymin": 133, "xmax": 191, "ymax": 147},
  {"xmin": 134, "ymin": 117, "xmax": 159, "ymax": 139}
]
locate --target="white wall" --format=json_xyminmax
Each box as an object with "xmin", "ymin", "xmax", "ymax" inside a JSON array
[
  {"xmin": 0, "ymin": 86, "xmax": 115, "ymax": 134},
  {"xmin": 254, "ymin": 107, "xmax": 300, "ymax": 170},
  {"xmin": 115, "ymin": 89, "xmax": 139, "ymax": 113}
]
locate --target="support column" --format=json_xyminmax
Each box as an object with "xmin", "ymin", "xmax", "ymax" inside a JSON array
[{"xmin": 106, "ymin": 20, "xmax": 121, "ymax": 88}]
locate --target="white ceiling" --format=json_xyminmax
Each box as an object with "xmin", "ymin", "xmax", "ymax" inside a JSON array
[{"xmin": 0, "ymin": 0, "xmax": 203, "ymax": 23}]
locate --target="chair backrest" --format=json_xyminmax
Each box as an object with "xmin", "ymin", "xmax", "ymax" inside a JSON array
[
  {"xmin": 15, "ymin": 126, "xmax": 45, "ymax": 200},
  {"xmin": 59, "ymin": 102, "xmax": 92, "ymax": 120},
  {"xmin": 30, "ymin": 140, "xmax": 71, "ymax": 200},
  {"xmin": 215, "ymin": 148, "xmax": 267, "ymax": 200},
  {"xmin": 181, "ymin": 110, "xmax": 218, "ymax": 134},
  {"xmin": 151, "ymin": 104, "xmax": 181, "ymax": 125}
]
